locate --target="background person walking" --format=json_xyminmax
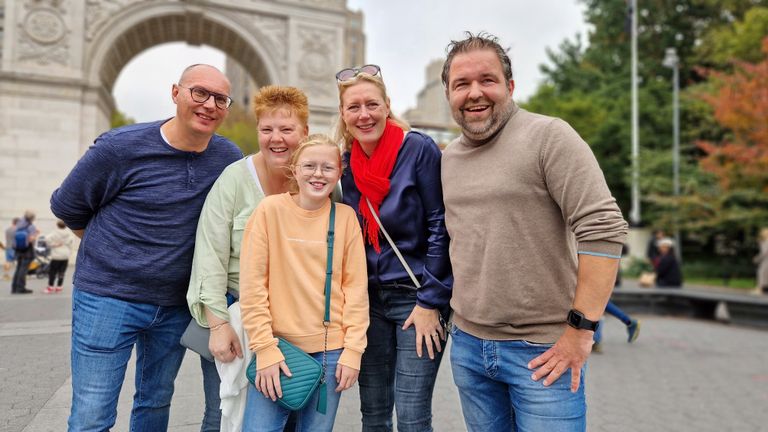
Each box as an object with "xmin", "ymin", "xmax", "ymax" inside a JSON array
[{"xmin": 44, "ymin": 220, "xmax": 75, "ymax": 294}]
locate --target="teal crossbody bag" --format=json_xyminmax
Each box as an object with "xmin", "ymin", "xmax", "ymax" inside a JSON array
[{"xmin": 246, "ymin": 201, "xmax": 336, "ymax": 414}]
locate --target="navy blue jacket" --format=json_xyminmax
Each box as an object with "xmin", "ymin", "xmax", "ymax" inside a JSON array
[
  {"xmin": 50, "ymin": 120, "xmax": 242, "ymax": 306},
  {"xmin": 341, "ymin": 131, "xmax": 452, "ymax": 309}
]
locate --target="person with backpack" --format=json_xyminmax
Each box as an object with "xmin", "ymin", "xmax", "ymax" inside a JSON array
[{"xmin": 11, "ymin": 211, "xmax": 38, "ymax": 294}]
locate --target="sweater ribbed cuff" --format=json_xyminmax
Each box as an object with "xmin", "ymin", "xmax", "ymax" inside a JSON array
[
  {"xmin": 255, "ymin": 343, "xmax": 284, "ymax": 370},
  {"xmin": 338, "ymin": 348, "xmax": 363, "ymax": 370}
]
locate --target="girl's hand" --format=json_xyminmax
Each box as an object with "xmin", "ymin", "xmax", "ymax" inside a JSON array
[
  {"xmin": 255, "ymin": 361, "xmax": 292, "ymax": 401},
  {"xmin": 335, "ymin": 364, "xmax": 359, "ymax": 392},
  {"xmin": 403, "ymin": 304, "xmax": 445, "ymax": 360}
]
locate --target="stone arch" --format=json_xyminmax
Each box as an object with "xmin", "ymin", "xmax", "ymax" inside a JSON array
[
  {"xmin": 82, "ymin": 2, "xmax": 284, "ymax": 140},
  {"xmin": 85, "ymin": 3, "xmax": 282, "ymax": 92},
  {"xmin": 0, "ymin": 0, "xmax": 363, "ymax": 225}
]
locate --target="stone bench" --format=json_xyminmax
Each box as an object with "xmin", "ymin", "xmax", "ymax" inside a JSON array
[{"xmin": 610, "ymin": 287, "xmax": 768, "ymax": 329}]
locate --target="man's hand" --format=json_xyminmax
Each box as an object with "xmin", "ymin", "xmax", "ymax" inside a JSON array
[
  {"xmin": 335, "ymin": 364, "xmax": 359, "ymax": 392},
  {"xmin": 208, "ymin": 323, "xmax": 243, "ymax": 363},
  {"xmin": 403, "ymin": 304, "xmax": 445, "ymax": 360},
  {"xmin": 527, "ymin": 326, "xmax": 594, "ymax": 392},
  {"xmin": 255, "ymin": 361, "xmax": 291, "ymax": 401}
]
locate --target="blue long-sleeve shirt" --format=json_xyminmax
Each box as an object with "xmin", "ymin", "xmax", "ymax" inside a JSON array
[
  {"xmin": 50, "ymin": 120, "xmax": 242, "ymax": 306},
  {"xmin": 341, "ymin": 131, "xmax": 452, "ymax": 309}
]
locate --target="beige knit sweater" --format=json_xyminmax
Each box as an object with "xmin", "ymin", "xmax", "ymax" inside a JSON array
[{"xmin": 441, "ymin": 104, "xmax": 628, "ymax": 343}]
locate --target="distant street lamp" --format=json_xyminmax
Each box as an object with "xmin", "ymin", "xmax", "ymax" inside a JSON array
[{"xmin": 662, "ymin": 47, "xmax": 681, "ymax": 260}]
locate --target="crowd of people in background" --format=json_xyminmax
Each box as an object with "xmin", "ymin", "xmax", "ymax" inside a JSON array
[
  {"xmin": 2, "ymin": 30, "xmax": 766, "ymax": 432},
  {"xmin": 3, "ymin": 213, "xmax": 76, "ymax": 295}
]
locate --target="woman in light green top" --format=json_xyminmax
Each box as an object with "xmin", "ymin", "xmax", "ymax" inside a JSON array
[{"xmin": 187, "ymin": 85, "xmax": 310, "ymax": 431}]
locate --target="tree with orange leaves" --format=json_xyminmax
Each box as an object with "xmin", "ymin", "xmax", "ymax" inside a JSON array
[
  {"xmin": 697, "ymin": 37, "xmax": 768, "ymax": 195},
  {"xmin": 667, "ymin": 37, "xmax": 768, "ymax": 235}
]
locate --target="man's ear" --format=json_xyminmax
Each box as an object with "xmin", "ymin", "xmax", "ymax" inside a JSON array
[{"xmin": 171, "ymin": 84, "xmax": 180, "ymax": 105}]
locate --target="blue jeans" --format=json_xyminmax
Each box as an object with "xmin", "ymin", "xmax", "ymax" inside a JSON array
[
  {"xmin": 201, "ymin": 355, "xmax": 297, "ymax": 432},
  {"xmin": 359, "ymin": 285, "xmax": 449, "ymax": 432},
  {"xmin": 200, "ymin": 356, "xmax": 222, "ymax": 431},
  {"xmin": 242, "ymin": 349, "xmax": 343, "ymax": 432},
  {"xmin": 594, "ymin": 301, "xmax": 632, "ymax": 344},
  {"xmin": 68, "ymin": 289, "xmax": 190, "ymax": 432},
  {"xmin": 450, "ymin": 324, "xmax": 586, "ymax": 432},
  {"xmin": 11, "ymin": 253, "xmax": 33, "ymax": 292}
]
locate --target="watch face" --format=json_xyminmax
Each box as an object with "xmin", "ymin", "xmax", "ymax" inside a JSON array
[
  {"xmin": 568, "ymin": 310, "xmax": 595, "ymax": 330},
  {"xmin": 571, "ymin": 311, "xmax": 583, "ymax": 326}
]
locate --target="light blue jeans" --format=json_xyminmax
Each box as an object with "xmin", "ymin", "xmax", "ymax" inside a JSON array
[
  {"xmin": 242, "ymin": 349, "xmax": 343, "ymax": 432},
  {"xmin": 68, "ymin": 289, "xmax": 190, "ymax": 432},
  {"xmin": 450, "ymin": 323, "xmax": 586, "ymax": 432}
]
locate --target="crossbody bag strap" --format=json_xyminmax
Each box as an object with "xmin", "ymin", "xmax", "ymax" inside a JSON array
[
  {"xmin": 324, "ymin": 201, "xmax": 335, "ymax": 322},
  {"xmin": 317, "ymin": 200, "xmax": 335, "ymax": 414},
  {"xmin": 365, "ymin": 197, "xmax": 421, "ymax": 289}
]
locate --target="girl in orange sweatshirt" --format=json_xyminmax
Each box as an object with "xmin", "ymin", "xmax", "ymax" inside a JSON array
[{"xmin": 240, "ymin": 134, "xmax": 369, "ymax": 431}]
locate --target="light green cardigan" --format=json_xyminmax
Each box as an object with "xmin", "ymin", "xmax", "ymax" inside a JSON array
[{"xmin": 187, "ymin": 156, "xmax": 266, "ymax": 326}]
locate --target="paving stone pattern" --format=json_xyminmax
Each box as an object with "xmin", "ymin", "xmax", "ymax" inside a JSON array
[{"xmin": 2, "ymin": 274, "xmax": 767, "ymax": 431}]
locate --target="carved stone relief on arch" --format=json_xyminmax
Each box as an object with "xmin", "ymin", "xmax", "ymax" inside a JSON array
[
  {"xmin": 296, "ymin": 26, "xmax": 336, "ymax": 101},
  {"xmin": 16, "ymin": 0, "xmax": 71, "ymax": 66},
  {"xmin": 248, "ymin": 14, "xmax": 289, "ymax": 78},
  {"xmin": 85, "ymin": 0, "xmax": 146, "ymax": 42}
]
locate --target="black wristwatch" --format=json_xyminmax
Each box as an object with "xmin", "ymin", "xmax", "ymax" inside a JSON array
[{"xmin": 566, "ymin": 309, "xmax": 599, "ymax": 331}]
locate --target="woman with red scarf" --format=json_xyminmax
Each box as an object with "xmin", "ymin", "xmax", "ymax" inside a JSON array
[{"xmin": 334, "ymin": 65, "xmax": 452, "ymax": 432}]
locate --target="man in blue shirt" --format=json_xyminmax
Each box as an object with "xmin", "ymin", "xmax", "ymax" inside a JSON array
[
  {"xmin": 51, "ymin": 64, "xmax": 242, "ymax": 431},
  {"xmin": 11, "ymin": 211, "xmax": 38, "ymax": 294}
]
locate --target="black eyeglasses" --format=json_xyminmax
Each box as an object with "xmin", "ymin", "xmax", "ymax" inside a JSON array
[
  {"xmin": 178, "ymin": 85, "xmax": 233, "ymax": 109},
  {"xmin": 335, "ymin": 64, "xmax": 382, "ymax": 82}
]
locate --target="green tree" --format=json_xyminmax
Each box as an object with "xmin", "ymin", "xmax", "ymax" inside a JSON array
[
  {"xmin": 110, "ymin": 110, "xmax": 135, "ymax": 128},
  {"xmin": 218, "ymin": 105, "xmax": 260, "ymax": 155},
  {"xmin": 523, "ymin": 0, "xmax": 767, "ymax": 221},
  {"xmin": 695, "ymin": 6, "xmax": 768, "ymax": 66}
]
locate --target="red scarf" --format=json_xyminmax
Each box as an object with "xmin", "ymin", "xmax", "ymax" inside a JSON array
[{"xmin": 350, "ymin": 119, "xmax": 405, "ymax": 253}]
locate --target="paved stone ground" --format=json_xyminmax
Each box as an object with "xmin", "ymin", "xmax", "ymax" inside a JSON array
[{"xmin": 2, "ymin": 272, "xmax": 767, "ymax": 431}]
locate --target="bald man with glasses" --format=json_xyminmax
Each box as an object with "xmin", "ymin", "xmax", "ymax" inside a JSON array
[{"xmin": 51, "ymin": 64, "xmax": 242, "ymax": 432}]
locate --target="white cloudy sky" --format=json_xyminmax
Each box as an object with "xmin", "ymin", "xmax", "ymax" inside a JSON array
[{"xmin": 113, "ymin": 0, "xmax": 589, "ymax": 123}]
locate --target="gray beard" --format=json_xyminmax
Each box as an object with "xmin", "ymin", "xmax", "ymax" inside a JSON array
[{"xmin": 457, "ymin": 99, "xmax": 514, "ymax": 146}]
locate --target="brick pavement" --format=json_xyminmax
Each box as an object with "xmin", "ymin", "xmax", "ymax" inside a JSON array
[{"xmin": 2, "ymin": 274, "xmax": 767, "ymax": 431}]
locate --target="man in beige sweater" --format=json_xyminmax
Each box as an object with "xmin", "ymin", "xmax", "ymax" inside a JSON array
[{"xmin": 440, "ymin": 32, "xmax": 628, "ymax": 431}]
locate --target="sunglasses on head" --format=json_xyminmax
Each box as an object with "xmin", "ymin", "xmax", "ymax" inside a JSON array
[{"xmin": 335, "ymin": 64, "xmax": 382, "ymax": 82}]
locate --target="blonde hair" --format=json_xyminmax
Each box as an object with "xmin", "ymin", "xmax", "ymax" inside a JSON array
[
  {"xmin": 333, "ymin": 73, "xmax": 410, "ymax": 152},
  {"xmin": 253, "ymin": 85, "xmax": 309, "ymax": 126},
  {"xmin": 759, "ymin": 228, "xmax": 768, "ymax": 242},
  {"xmin": 288, "ymin": 134, "xmax": 342, "ymax": 194}
]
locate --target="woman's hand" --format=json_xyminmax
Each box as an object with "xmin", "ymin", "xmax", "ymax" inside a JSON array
[
  {"xmin": 403, "ymin": 304, "xmax": 445, "ymax": 360},
  {"xmin": 208, "ymin": 323, "xmax": 243, "ymax": 363},
  {"xmin": 335, "ymin": 364, "xmax": 359, "ymax": 392},
  {"xmin": 255, "ymin": 361, "xmax": 292, "ymax": 401}
]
